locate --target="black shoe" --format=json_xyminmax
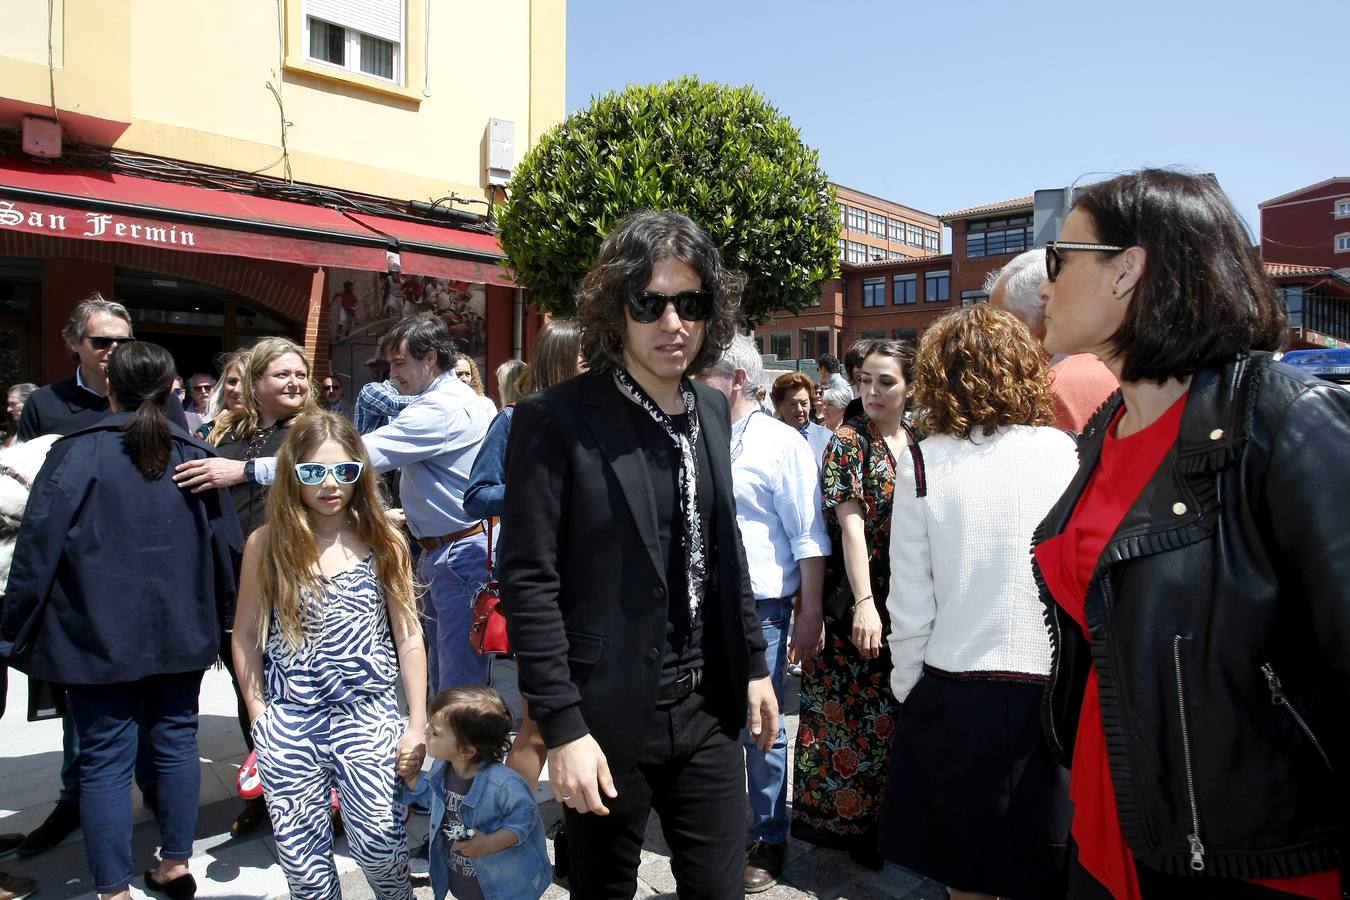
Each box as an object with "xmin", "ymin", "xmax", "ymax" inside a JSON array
[
  {"xmin": 744, "ymin": 839, "xmax": 787, "ymax": 893},
  {"xmin": 847, "ymin": 841, "xmax": 884, "ymax": 871},
  {"xmin": 145, "ymin": 868, "xmax": 196, "ymax": 900},
  {"xmin": 15, "ymin": 801, "xmax": 80, "ymax": 857},
  {"xmin": 0, "ymin": 834, "xmax": 21, "ymax": 860},
  {"xmin": 0, "ymin": 871, "xmax": 39, "ymax": 900},
  {"xmin": 230, "ymin": 796, "xmax": 269, "ymax": 837}
]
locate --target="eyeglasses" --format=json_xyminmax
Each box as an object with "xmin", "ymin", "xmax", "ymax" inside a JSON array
[
  {"xmin": 626, "ymin": 290, "xmax": 713, "ymax": 324},
  {"xmin": 294, "ymin": 461, "xmax": 364, "ymax": 485},
  {"xmin": 1044, "ymin": 241, "xmax": 1126, "ymax": 282},
  {"xmin": 87, "ymin": 335, "xmax": 136, "ymax": 350},
  {"xmin": 191, "ymin": 384, "xmax": 214, "ymax": 394}
]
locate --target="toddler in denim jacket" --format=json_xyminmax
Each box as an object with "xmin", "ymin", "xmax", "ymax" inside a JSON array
[{"xmin": 398, "ymin": 686, "xmax": 550, "ymax": 900}]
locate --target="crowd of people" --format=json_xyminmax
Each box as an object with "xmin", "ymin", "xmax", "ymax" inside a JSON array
[{"xmin": 0, "ymin": 167, "xmax": 1348, "ymax": 900}]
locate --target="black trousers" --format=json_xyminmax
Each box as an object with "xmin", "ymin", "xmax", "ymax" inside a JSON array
[{"xmin": 562, "ymin": 689, "xmax": 745, "ymax": 899}]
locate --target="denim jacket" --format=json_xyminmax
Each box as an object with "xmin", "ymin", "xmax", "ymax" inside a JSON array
[
  {"xmin": 463, "ymin": 404, "xmax": 514, "ymax": 521},
  {"xmin": 401, "ymin": 759, "xmax": 550, "ymax": 900}
]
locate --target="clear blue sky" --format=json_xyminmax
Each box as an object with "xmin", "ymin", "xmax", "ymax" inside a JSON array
[{"xmin": 566, "ymin": 0, "xmax": 1348, "ymax": 245}]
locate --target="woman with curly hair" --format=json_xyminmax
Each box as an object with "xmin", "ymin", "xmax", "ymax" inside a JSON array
[
  {"xmin": 792, "ymin": 338, "xmax": 917, "ymax": 867},
  {"xmin": 874, "ymin": 305, "xmax": 1078, "ymax": 898}
]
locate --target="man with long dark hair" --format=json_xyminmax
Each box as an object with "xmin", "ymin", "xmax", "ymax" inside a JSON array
[{"xmin": 499, "ymin": 210, "xmax": 777, "ymax": 898}]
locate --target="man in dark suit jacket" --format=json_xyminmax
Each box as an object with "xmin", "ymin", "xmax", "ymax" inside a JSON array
[
  {"xmin": 16, "ymin": 294, "xmax": 136, "ymax": 442},
  {"xmin": 500, "ymin": 210, "xmax": 777, "ymax": 898}
]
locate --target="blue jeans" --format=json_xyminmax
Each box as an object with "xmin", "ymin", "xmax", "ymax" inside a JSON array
[
  {"xmin": 742, "ymin": 595, "xmax": 792, "ymax": 844},
  {"xmin": 418, "ymin": 531, "xmax": 490, "ymax": 692},
  {"xmin": 66, "ymin": 671, "xmax": 205, "ymax": 893},
  {"xmin": 60, "ymin": 708, "xmax": 156, "ymax": 805}
]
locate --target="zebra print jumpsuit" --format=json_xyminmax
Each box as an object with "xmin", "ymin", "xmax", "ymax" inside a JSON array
[{"xmin": 252, "ymin": 554, "xmax": 413, "ymax": 900}]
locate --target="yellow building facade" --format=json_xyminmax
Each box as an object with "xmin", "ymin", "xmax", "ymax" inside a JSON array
[{"xmin": 0, "ymin": 0, "xmax": 565, "ymax": 391}]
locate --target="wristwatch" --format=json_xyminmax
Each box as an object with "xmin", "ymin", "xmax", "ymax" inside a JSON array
[{"xmin": 243, "ymin": 459, "xmax": 256, "ymax": 484}]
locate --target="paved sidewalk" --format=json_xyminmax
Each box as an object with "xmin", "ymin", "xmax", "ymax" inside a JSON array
[{"xmin": 1, "ymin": 664, "xmax": 944, "ymax": 899}]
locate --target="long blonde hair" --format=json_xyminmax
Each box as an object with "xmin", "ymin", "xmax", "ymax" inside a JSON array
[
  {"xmin": 205, "ymin": 352, "xmax": 245, "ymax": 446},
  {"xmin": 256, "ymin": 412, "xmax": 419, "ymax": 651},
  {"xmin": 214, "ymin": 338, "xmax": 319, "ymax": 443}
]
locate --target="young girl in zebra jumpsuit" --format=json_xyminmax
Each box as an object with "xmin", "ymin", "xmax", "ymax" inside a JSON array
[{"xmin": 232, "ymin": 412, "xmax": 427, "ymax": 900}]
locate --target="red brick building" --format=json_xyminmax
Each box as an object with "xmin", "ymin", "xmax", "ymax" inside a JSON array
[
  {"xmin": 1259, "ymin": 177, "xmax": 1350, "ymax": 270},
  {"xmin": 754, "ymin": 193, "xmax": 1038, "ymax": 363}
]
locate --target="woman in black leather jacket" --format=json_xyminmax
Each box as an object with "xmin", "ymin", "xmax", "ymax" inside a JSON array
[{"xmin": 1031, "ymin": 168, "xmax": 1350, "ymax": 899}]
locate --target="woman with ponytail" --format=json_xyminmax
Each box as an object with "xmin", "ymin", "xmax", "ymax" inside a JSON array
[{"xmin": 0, "ymin": 341, "xmax": 244, "ymax": 900}]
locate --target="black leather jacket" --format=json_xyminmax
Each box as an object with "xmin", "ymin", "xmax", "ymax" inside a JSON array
[{"xmin": 1032, "ymin": 352, "xmax": 1350, "ymax": 880}]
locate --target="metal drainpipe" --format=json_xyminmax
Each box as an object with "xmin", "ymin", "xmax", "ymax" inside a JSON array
[{"xmin": 512, "ymin": 287, "xmax": 524, "ymax": 359}]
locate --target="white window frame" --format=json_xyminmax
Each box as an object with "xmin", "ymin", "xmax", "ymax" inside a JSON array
[
  {"xmin": 1337, "ymin": 233, "xmax": 1350, "ymax": 253},
  {"xmin": 1337, "ymin": 199, "xmax": 1350, "ymax": 219},
  {"xmin": 303, "ymin": 1, "xmax": 404, "ymax": 86}
]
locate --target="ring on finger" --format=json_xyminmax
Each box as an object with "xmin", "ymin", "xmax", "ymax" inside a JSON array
[{"xmin": 561, "ymin": 794, "xmax": 573, "ymax": 802}]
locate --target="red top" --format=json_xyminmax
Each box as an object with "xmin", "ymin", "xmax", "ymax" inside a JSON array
[{"xmin": 1034, "ymin": 394, "xmax": 1339, "ymax": 900}]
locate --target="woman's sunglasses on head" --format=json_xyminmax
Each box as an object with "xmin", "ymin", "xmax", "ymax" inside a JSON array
[
  {"xmin": 294, "ymin": 461, "xmax": 364, "ymax": 485},
  {"xmin": 626, "ymin": 289, "xmax": 713, "ymax": 324},
  {"xmin": 1044, "ymin": 241, "xmax": 1126, "ymax": 283}
]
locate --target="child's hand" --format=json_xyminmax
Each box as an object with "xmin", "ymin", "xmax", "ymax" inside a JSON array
[
  {"xmin": 453, "ymin": 827, "xmax": 517, "ymax": 858},
  {"xmin": 395, "ymin": 746, "xmax": 425, "ymax": 786},
  {"xmin": 453, "ymin": 832, "xmax": 487, "ymax": 858}
]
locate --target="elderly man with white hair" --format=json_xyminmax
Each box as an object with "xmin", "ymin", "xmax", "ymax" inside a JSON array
[
  {"xmin": 698, "ymin": 334, "xmax": 830, "ymax": 893},
  {"xmin": 986, "ymin": 248, "xmax": 1117, "ymax": 432}
]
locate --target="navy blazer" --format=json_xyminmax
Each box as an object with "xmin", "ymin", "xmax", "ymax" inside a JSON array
[
  {"xmin": 498, "ymin": 373, "xmax": 767, "ymax": 771},
  {"xmin": 0, "ymin": 414, "xmax": 243, "ymax": 684}
]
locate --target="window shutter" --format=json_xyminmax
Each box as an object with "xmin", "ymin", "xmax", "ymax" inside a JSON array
[{"xmin": 305, "ymin": 0, "xmax": 402, "ymax": 43}]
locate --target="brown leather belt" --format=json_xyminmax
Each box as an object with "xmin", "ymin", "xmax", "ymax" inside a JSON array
[{"xmin": 417, "ymin": 521, "xmax": 484, "ymax": 550}]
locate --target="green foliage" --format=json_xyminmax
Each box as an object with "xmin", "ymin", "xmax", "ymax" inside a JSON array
[{"xmin": 497, "ymin": 77, "xmax": 840, "ymax": 325}]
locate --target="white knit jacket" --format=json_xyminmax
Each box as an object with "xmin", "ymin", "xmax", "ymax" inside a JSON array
[{"xmin": 885, "ymin": 425, "xmax": 1079, "ymax": 702}]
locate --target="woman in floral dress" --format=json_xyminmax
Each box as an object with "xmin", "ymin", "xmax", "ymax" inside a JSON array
[{"xmin": 792, "ymin": 339, "xmax": 917, "ymax": 868}]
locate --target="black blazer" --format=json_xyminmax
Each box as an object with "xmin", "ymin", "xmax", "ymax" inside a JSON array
[
  {"xmin": 17, "ymin": 374, "xmax": 192, "ymax": 441},
  {"xmin": 499, "ymin": 373, "xmax": 767, "ymax": 771},
  {"xmin": 0, "ymin": 415, "xmax": 243, "ymax": 684}
]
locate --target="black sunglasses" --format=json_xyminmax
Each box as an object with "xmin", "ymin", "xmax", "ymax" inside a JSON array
[
  {"xmin": 88, "ymin": 335, "xmax": 136, "ymax": 350},
  {"xmin": 1044, "ymin": 241, "xmax": 1126, "ymax": 283},
  {"xmin": 626, "ymin": 289, "xmax": 713, "ymax": 324},
  {"xmin": 294, "ymin": 461, "xmax": 364, "ymax": 485}
]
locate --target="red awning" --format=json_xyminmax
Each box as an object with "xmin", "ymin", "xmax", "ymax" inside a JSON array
[
  {"xmin": 0, "ymin": 157, "xmax": 510, "ymax": 281},
  {"xmin": 349, "ymin": 212, "xmax": 514, "ymax": 287}
]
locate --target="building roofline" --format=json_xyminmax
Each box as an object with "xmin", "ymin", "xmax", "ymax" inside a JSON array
[
  {"xmin": 829, "ymin": 182, "xmax": 940, "ymax": 224},
  {"xmin": 842, "ymin": 253, "xmax": 953, "ymax": 273},
  {"xmin": 940, "ymin": 195, "xmax": 1035, "ymax": 221},
  {"xmin": 1258, "ymin": 177, "xmax": 1350, "ymax": 209}
]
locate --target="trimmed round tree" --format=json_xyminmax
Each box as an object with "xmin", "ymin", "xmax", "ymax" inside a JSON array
[{"xmin": 497, "ymin": 77, "xmax": 840, "ymax": 325}]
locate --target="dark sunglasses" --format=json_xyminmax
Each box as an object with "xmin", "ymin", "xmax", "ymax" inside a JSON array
[
  {"xmin": 1044, "ymin": 241, "xmax": 1126, "ymax": 283},
  {"xmin": 294, "ymin": 461, "xmax": 364, "ymax": 485},
  {"xmin": 626, "ymin": 289, "xmax": 713, "ymax": 324},
  {"xmin": 87, "ymin": 335, "xmax": 136, "ymax": 350}
]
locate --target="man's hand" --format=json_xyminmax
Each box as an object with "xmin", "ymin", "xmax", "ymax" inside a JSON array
[
  {"xmin": 385, "ymin": 507, "xmax": 408, "ymax": 528},
  {"xmin": 548, "ymin": 734, "xmax": 616, "ymax": 816},
  {"xmin": 788, "ymin": 607, "xmax": 825, "ymax": 664},
  {"xmin": 746, "ymin": 676, "xmax": 779, "ymax": 751},
  {"xmin": 173, "ymin": 457, "xmax": 248, "ymax": 493},
  {"xmin": 851, "ymin": 598, "xmax": 883, "ymax": 660}
]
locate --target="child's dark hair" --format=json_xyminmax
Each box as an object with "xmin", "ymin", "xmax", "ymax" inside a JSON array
[{"xmin": 429, "ymin": 686, "xmax": 513, "ymax": 764}]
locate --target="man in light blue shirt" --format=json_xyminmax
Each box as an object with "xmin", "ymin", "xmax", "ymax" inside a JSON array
[
  {"xmin": 368, "ymin": 314, "xmax": 493, "ymax": 689},
  {"xmin": 248, "ymin": 315, "xmax": 492, "ymax": 689},
  {"xmin": 698, "ymin": 334, "xmax": 829, "ymax": 893}
]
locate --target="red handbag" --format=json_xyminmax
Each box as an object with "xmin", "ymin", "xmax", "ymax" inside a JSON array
[{"xmin": 470, "ymin": 519, "xmax": 510, "ymax": 656}]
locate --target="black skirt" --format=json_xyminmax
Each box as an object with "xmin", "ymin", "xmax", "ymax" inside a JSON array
[{"xmin": 878, "ymin": 668, "xmax": 1072, "ymax": 899}]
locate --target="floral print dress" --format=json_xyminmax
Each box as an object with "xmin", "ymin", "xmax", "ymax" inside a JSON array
[{"xmin": 792, "ymin": 414, "xmax": 902, "ymax": 847}]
